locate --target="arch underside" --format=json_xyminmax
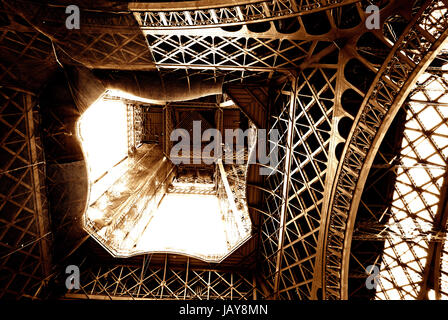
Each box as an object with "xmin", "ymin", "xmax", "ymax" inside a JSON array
[
  {"xmin": 320, "ymin": 0, "xmax": 448, "ymax": 300},
  {"xmin": 1, "ymin": 0, "xmax": 448, "ymax": 300}
]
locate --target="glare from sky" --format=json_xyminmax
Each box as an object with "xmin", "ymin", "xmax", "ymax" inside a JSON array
[
  {"xmin": 375, "ymin": 58, "xmax": 448, "ymax": 300},
  {"xmin": 78, "ymin": 98, "xmax": 128, "ymax": 184},
  {"xmin": 135, "ymin": 193, "xmax": 230, "ymax": 260},
  {"xmin": 78, "ymin": 94, "xmax": 251, "ymax": 262}
]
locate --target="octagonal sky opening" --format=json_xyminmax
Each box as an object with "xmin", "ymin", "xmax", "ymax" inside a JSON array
[{"xmin": 77, "ymin": 91, "xmax": 252, "ymax": 262}]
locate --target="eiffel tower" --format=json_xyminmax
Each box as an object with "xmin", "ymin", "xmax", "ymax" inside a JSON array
[{"xmin": 1, "ymin": 0, "xmax": 448, "ymax": 301}]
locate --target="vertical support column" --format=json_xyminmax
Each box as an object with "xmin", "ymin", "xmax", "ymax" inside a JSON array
[
  {"xmin": 230, "ymin": 273, "xmax": 234, "ymax": 300},
  {"xmin": 127, "ymin": 103, "xmax": 136, "ymax": 154},
  {"xmin": 134, "ymin": 104, "xmax": 143, "ymax": 148},
  {"xmin": 207, "ymin": 271, "xmax": 211, "ymax": 299},
  {"xmin": 417, "ymin": 167, "xmax": 448, "ymax": 299},
  {"xmin": 215, "ymin": 107, "xmax": 223, "ymax": 159},
  {"xmin": 163, "ymin": 103, "xmax": 174, "ymax": 158},
  {"xmin": 252, "ymin": 274, "xmax": 258, "ymax": 300},
  {"xmin": 160, "ymin": 254, "xmax": 168, "ymax": 299},
  {"xmin": 184, "ymin": 257, "xmax": 189, "ymax": 300},
  {"xmin": 24, "ymin": 93, "xmax": 52, "ymax": 283},
  {"xmin": 217, "ymin": 159, "xmax": 246, "ymax": 236},
  {"xmin": 273, "ymin": 77, "xmax": 297, "ymax": 299},
  {"xmin": 311, "ymin": 51, "xmax": 347, "ymax": 299}
]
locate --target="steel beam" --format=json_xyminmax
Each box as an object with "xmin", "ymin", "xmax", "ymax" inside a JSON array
[
  {"xmin": 131, "ymin": 0, "xmax": 359, "ymax": 29},
  {"xmin": 273, "ymin": 76, "xmax": 297, "ymax": 298},
  {"xmin": 321, "ymin": 0, "xmax": 448, "ymax": 299},
  {"xmin": 417, "ymin": 167, "xmax": 448, "ymax": 299}
]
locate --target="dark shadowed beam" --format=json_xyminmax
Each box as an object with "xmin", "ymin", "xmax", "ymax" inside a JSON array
[
  {"xmin": 417, "ymin": 167, "xmax": 448, "ymax": 299},
  {"xmin": 24, "ymin": 94, "xmax": 52, "ymax": 280},
  {"xmin": 320, "ymin": 0, "xmax": 448, "ymax": 299},
  {"xmin": 273, "ymin": 76, "xmax": 297, "ymax": 299},
  {"xmin": 130, "ymin": 0, "xmax": 360, "ymax": 30},
  {"xmin": 225, "ymin": 85, "xmax": 269, "ymax": 129}
]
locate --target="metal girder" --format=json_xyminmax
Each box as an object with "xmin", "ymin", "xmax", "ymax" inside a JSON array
[
  {"xmin": 273, "ymin": 77, "xmax": 297, "ymax": 299},
  {"xmin": 361, "ymin": 70, "xmax": 448, "ymax": 300},
  {"xmin": 320, "ymin": 0, "xmax": 448, "ymax": 300},
  {"xmin": 257, "ymin": 53, "xmax": 338, "ymax": 298},
  {"xmin": 141, "ymin": 1, "xmax": 372, "ymax": 84},
  {"xmin": 127, "ymin": 103, "xmax": 143, "ymax": 154},
  {"xmin": 23, "ymin": 94, "xmax": 51, "ymax": 280},
  {"xmin": 131, "ymin": 0, "xmax": 359, "ymax": 29},
  {"xmin": 64, "ymin": 260, "xmax": 264, "ymax": 300},
  {"xmin": 2, "ymin": 1, "xmax": 156, "ymax": 71},
  {"xmin": 257, "ymin": 81, "xmax": 291, "ymax": 297},
  {"xmin": 0, "ymin": 26, "xmax": 55, "ymax": 92},
  {"xmin": 217, "ymin": 159, "xmax": 246, "ymax": 234},
  {"xmin": 0, "ymin": 88, "xmax": 52, "ymax": 299},
  {"xmin": 417, "ymin": 166, "xmax": 448, "ymax": 299},
  {"xmin": 146, "ymin": 33, "xmax": 320, "ymax": 73},
  {"xmin": 225, "ymin": 85, "xmax": 269, "ymax": 129},
  {"xmin": 163, "ymin": 104, "xmax": 175, "ymax": 157},
  {"xmin": 273, "ymin": 67, "xmax": 336, "ymax": 299}
]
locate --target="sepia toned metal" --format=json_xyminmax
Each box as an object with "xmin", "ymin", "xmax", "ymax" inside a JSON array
[
  {"xmin": 131, "ymin": 0, "xmax": 358, "ymax": 29},
  {"xmin": 1, "ymin": 0, "xmax": 448, "ymax": 301}
]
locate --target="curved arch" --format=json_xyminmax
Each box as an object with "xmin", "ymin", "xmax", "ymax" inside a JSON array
[
  {"xmin": 322, "ymin": 0, "xmax": 448, "ymax": 299},
  {"xmin": 130, "ymin": 0, "xmax": 358, "ymax": 29}
]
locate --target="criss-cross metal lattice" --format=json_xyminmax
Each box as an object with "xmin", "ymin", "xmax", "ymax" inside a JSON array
[
  {"xmin": 127, "ymin": 103, "xmax": 143, "ymax": 154},
  {"xmin": 3, "ymin": 0, "xmax": 448, "ymax": 301},
  {"xmin": 146, "ymin": 32, "xmax": 335, "ymax": 84},
  {"xmin": 371, "ymin": 69, "xmax": 448, "ymax": 300},
  {"xmin": 65, "ymin": 260, "xmax": 264, "ymax": 300},
  {"xmin": 346, "ymin": 66, "xmax": 448, "ymax": 299},
  {"xmin": 257, "ymin": 62, "xmax": 335, "ymax": 299},
  {"xmin": 321, "ymin": 0, "xmax": 448, "ymax": 300},
  {"xmin": 0, "ymin": 88, "xmax": 51, "ymax": 299},
  {"xmin": 132, "ymin": 0, "xmax": 357, "ymax": 29}
]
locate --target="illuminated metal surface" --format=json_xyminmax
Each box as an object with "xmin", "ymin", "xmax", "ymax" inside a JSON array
[
  {"xmin": 131, "ymin": 0, "xmax": 357, "ymax": 29},
  {"xmin": 64, "ymin": 260, "xmax": 264, "ymax": 300},
  {"xmin": 369, "ymin": 64, "xmax": 448, "ymax": 299},
  {"xmin": 321, "ymin": 0, "xmax": 448, "ymax": 300},
  {"xmin": 0, "ymin": 88, "xmax": 51, "ymax": 299},
  {"xmin": 2, "ymin": 0, "xmax": 448, "ymax": 301}
]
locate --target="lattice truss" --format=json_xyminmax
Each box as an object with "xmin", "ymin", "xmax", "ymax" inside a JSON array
[
  {"xmin": 2, "ymin": 0, "xmax": 448, "ymax": 301},
  {"xmin": 140, "ymin": 0, "xmax": 367, "ymax": 84},
  {"xmin": 127, "ymin": 103, "xmax": 143, "ymax": 154},
  {"xmin": 321, "ymin": 0, "xmax": 448, "ymax": 300},
  {"xmin": 54, "ymin": 31, "xmax": 154, "ymax": 70},
  {"xmin": 134, "ymin": 0, "xmax": 356, "ymax": 29},
  {"xmin": 0, "ymin": 88, "xmax": 51, "ymax": 299},
  {"xmin": 0, "ymin": 0, "xmax": 155, "ymax": 71},
  {"xmin": 0, "ymin": 10, "xmax": 55, "ymax": 92},
  {"xmin": 146, "ymin": 33, "xmax": 325, "ymax": 84},
  {"xmin": 369, "ymin": 70, "xmax": 448, "ymax": 299},
  {"xmin": 278, "ymin": 68, "xmax": 333, "ymax": 299},
  {"xmin": 65, "ymin": 259, "xmax": 264, "ymax": 300},
  {"xmin": 258, "ymin": 80, "xmax": 291, "ymax": 298},
  {"xmin": 258, "ymin": 63, "xmax": 334, "ymax": 299}
]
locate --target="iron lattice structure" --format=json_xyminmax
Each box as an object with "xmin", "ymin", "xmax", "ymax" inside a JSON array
[
  {"xmin": 348, "ymin": 62, "xmax": 448, "ymax": 300},
  {"xmin": 321, "ymin": 0, "xmax": 448, "ymax": 300},
  {"xmin": 65, "ymin": 258, "xmax": 264, "ymax": 300},
  {"xmin": 132, "ymin": 0, "xmax": 357, "ymax": 29},
  {"xmin": 0, "ymin": 89, "xmax": 52, "ymax": 299},
  {"xmin": 1, "ymin": 0, "xmax": 448, "ymax": 301}
]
